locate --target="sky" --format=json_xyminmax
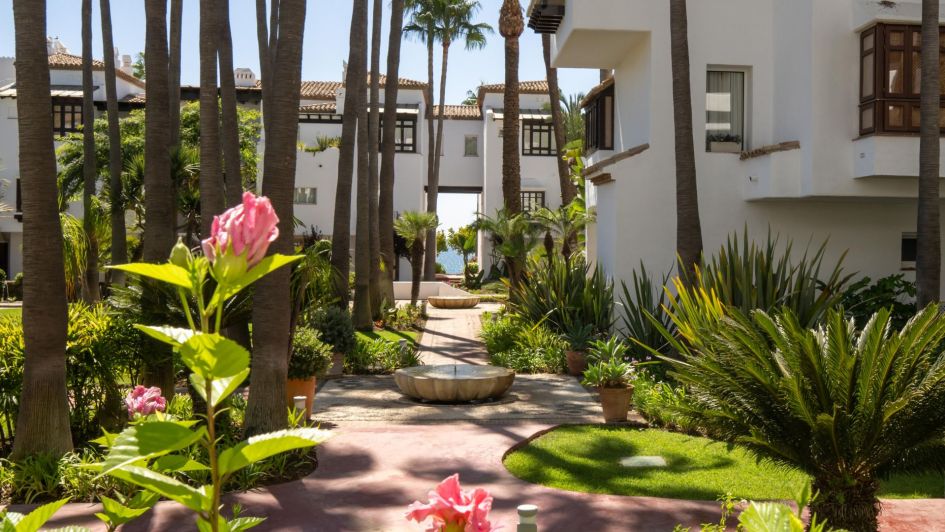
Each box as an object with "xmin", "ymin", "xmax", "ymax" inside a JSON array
[
  {"xmin": 0, "ymin": 0, "xmax": 593, "ymax": 231},
  {"xmin": 0, "ymin": 0, "xmax": 599, "ymax": 106}
]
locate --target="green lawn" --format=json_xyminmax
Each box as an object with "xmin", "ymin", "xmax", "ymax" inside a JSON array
[
  {"xmin": 0, "ymin": 307, "xmax": 21, "ymax": 320},
  {"xmin": 503, "ymin": 426, "xmax": 943, "ymax": 501},
  {"xmin": 356, "ymin": 328, "xmax": 419, "ymax": 346}
]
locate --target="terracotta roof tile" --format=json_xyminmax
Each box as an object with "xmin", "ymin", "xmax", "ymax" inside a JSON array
[
  {"xmin": 580, "ymin": 76, "xmax": 614, "ymax": 108},
  {"xmin": 478, "ymin": 80, "xmax": 549, "ymax": 94},
  {"xmin": 432, "ymin": 104, "xmax": 481, "ymax": 120},
  {"xmin": 47, "ymin": 52, "xmax": 146, "ymax": 89},
  {"xmin": 299, "ymin": 102, "xmax": 337, "ymax": 113}
]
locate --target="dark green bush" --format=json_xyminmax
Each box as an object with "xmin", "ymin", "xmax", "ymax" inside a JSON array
[
  {"xmin": 345, "ymin": 337, "xmax": 421, "ymax": 375},
  {"xmin": 480, "ymin": 312, "xmax": 521, "ymax": 355},
  {"xmin": 309, "ymin": 305, "xmax": 357, "ymax": 355},
  {"xmin": 382, "ymin": 304, "xmax": 425, "ymax": 330},
  {"xmin": 841, "ymin": 274, "xmax": 916, "ymax": 329},
  {"xmin": 488, "ymin": 324, "xmax": 566, "ymax": 374},
  {"xmin": 288, "ymin": 326, "xmax": 333, "ymax": 379},
  {"xmin": 509, "ymin": 256, "xmax": 614, "ymax": 336}
]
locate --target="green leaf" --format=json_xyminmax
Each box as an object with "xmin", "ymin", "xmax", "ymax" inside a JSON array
[
  {"xmin": 135, "ymin": 325, "xmax": 196, "ymax": 347},
  {"xmin": 153, "ymin": 454, "xmax": 210, "ymax": 473},
  {"xmin": 7, "ymin": 498, "xmax": 68, "ymax": 532},
  {"xmin": 738, "ymin": 502, "xmax": 806, "ymax": 532},
  {"xmin": 102, "ymin": 421, "xmax": 205, "ymax": 473},
  {"xmin": 209, "ymin": 254, "xmax": 304, "ymax": 308},
  {"xmin": 217, "ymin": 428, "xmax": 331, "ymax": 477},
  {"xmin": 105, "ymin": 466, "xmax": 207, "ymax": 512},
  {"xmin": 111, "ymin": 263, "xmax": 193, "ymax": 290},
  {"xmin": 179, "ymin": 333, "xmax": 250, "ymax": 380},
  {"xmin": 94, "ymin": 493, "xmax": 158, "ymax": 527},
  {"xmin": 90, "ymin": 428, "xmax": 117, "ymax": 449},
  {"xmin": 228, "ymin": 517, "xmax": 266, "ymax": 531},
  {"xmin": 190, "ymin": 369, "xmax": 250, "ymax": 407}
]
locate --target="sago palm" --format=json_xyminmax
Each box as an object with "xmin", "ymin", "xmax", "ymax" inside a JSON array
[
  {"xmin": 654, "ymin": 294, "xmax": 945, "ymax": 532},
  {"xmin": 476, "ymin": 209, "xmax": 541, "ymax": 289},
  {"xmin": 394, "ymin": 211, "xmax": 438, "ymax": 305}
]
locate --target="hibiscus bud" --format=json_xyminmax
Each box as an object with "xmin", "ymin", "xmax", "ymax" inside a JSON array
[
  {"xmin": 201, "ymin": 191, "xmax": 280, "ymax": 268},
  {"xmin": 169, "ymin": 238, "xmax": 194, "ymax": 268}
]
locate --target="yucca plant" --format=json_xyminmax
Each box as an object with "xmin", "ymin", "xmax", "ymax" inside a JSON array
[
  {"xmin": 695, "ymin": 228, "xmax": 853, "ymax": 327},
  {"xmin": 650, "ymin": 294, "xmax": 945, "ymax": 532}
]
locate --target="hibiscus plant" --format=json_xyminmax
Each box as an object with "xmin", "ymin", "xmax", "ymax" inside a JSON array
[{"xmin": 92, "ymin": 193, "xmax": 330, "ymax": 532}]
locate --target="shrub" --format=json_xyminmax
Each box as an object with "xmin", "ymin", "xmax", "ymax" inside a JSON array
[
  {"xmin": 480, "ymin": 312, "xmax": 521, "ymax": 355},
  {"xmin": 382, "ymin": 304, "xmax": 425, "ymax": 330},
  {"xmin": 654, "ymin": 289, "xmax": 945, "ymax": 532},
  {"xmin": 488, "ymin": 324, "xmax": 566, "ymax": 374},
  {"xmin": 289, "ymin": 326, "xmax": 333, "ymax": 379},
  {"xmin": 631, "ymin": 371, "xmax": 693, "ymax": 432},
  {"xmin": 618, "ymin": 263, "xmax": 674, "ymax": 361},
  {"xmin": 309, "ymin": 305, "xmax": 357, "ymax": 355},
  {"xmin": 841, "ymin": 274, "xmax": 916, "ymax": 329},
  {"xmin": 509, "ymin": 256, "xmax": 614, "ymax": 336},
  {"xmin": 346, "ymin": 337, "xmax": 421, "ymax": 375}
]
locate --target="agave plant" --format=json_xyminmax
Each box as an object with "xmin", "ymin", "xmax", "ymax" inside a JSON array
[
  {"xmin": 618, "ymin": 262, "xmax": 674, "ymax": 360},
  {"xmin": 651, "ymin": 294, "xmax": 945, "ymax": 532}
]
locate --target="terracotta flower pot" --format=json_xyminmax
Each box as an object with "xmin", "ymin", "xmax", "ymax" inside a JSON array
[
  {"xmin": 598, "ymin": 385, "xmax": 634, "ymax": 422},
  {"xmin": 327, "ymin": 352, "xmax": 345, "ymax": 377},
  {"xmin": 565, "ymin": 350, "xmax": 588, "ymax": 376},
  {"xmin": 286, "ymin": 376, "xmax": 316, "ymax": 418}
]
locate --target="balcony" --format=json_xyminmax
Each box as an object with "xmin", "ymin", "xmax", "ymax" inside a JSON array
[
  {"xmin": 533, "ymin": 0, "xmax": 651, "ymax": 69},
  {"xmin": 853, "ymin": 135, "xmax": 945, "ymax": 179}
]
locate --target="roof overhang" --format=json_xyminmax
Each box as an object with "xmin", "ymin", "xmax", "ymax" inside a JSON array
[{"xmin": 527, "ymin": 0, "xmax": 566, "ymax": 35}]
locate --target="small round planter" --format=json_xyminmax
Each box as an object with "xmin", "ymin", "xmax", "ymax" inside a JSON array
[
  {"xmin": 598, "ymin": 385, "xmax": 634, "ymax": 422},
  {"xmin": 286, "ymin": 376, "xmax": 316, "ymax": 417},
  {"xmin": 327, "ymin": 352, "xmax": 345, "ymax": 377},
  {"xmin": 565, "ymin": 350, "xmax": 588, "ymax": 376}
]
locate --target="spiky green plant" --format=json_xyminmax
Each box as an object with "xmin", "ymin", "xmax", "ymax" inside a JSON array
[
  {"xmin": 651, "ymin": 294, "xmax": 945, "ymax": 532},
  {"xmin": 618, "ymin": 263, "xmax": 674, "ymax": 360}
]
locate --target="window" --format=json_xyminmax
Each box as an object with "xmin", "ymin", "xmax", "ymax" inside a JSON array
[
  {"xmin": 379, "ymin": 116, "xmax": 417, "ymax": 153},
  {"xmin": 860, "ymin": 24, "xmax": 945, "ymax": 135},
  {"xmin": 584, "ymin": 83, "xmax": 614, "ymax": 152},
  {"xmin": 521, "ymin": 191, "xmax": 546, "ymax": 212},
  {"xmin": 902, "ymin": 232, "xmax": 917, "ymax": 271},
  {"xmin": 464, "ymin": 135, "xmax": 478, "ymax": 157},
  {"xmin": 706, "ymin": 70, "xmax": 746, "ymax": 152},
  {"xmin": 293, "ymin": 187, "xmax": 317, "ymax": 205},
  {"xmin": 522, "ymin": 120, "xmax": 555, "ymax": 156},
  {"xmin": 52, "ymin": 98, "xmax": 82, "ymax": 137}
]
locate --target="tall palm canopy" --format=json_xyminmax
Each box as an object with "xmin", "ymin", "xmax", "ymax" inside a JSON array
[{"xmin": 395, "ymin": 211, "xmax": 439, "ymax": 305}]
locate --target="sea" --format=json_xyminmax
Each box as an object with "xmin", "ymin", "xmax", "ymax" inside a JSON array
[{"xmin": 436, "ymin": 249, "xmax": 464, "ymax": 275}]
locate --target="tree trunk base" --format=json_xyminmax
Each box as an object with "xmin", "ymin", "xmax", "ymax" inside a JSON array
[{"xmin": 810, "ymin": 476, "xmax": 880, "ymax": 532}]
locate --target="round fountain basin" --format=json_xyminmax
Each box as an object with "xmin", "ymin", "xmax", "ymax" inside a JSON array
[
  {"xmin": 427, "ymin": 296, "xmax": 480, "ymax": 309},
  {"xmin": 394, "ymin": 364, "xmax": 514, "ymax": 402}
]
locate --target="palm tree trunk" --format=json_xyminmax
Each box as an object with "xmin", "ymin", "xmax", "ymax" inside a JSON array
[
  {"xmin": 218, "ymin": 0, "xmax": 243, "ymax": 207},
  {"xmin": 330, "ymin": 0, "xmax": 369, "ymax": 307},
  {"xmin": 810, "ymin": 475, "xmax": 880, "ymax": 532},
  {"xmin": 352, "ymin": 0, "xmax": 373, "ymax": 331},
  {"xmin": 142, "ymin": 0, "xmax": 177, "ymax": 397},
  {"xmin": 411, "ymin": 243, "xmax": 423, "ymax": 306},
  {"xmin": 255, "ymin": 0, "xmax": 273, "ymax": 144},
  {"xmin": 100, "ymin": 0, "xmax": 126, "ymax": 286},
  {"xmin": 168, "ymin": 0, "xmax": 183, "ymax": 148},
  {"xmin": 423, "ymin": 42, "xmax": 451, "ymax": 281},
  {"xmin": 423, "ymin": 32, "xmax": 435, "ymax": 269},
  {"xmin": 11, "ymin": 0, "xmax": 73, "ymax": 458},
  {"xmin": 542, "ymin": 33, "xmax": 575, "ymax": 206},
  {"xmin": 379, "ymin": 0, "xmax": 404, "ymax": 308},
  {"xmin": 245, "ymin": 0, "xmax": 307, "ymax": 436},
  {"xmin": 501, "ymin": 30, "xmax": 522, "ymax": 212},
  {"xmin": 200, "ymin": 0, "xmax": 224, "ymax": 238},
  {"xmin": 81, "ymin": 0, "xmax": 99, "ymax": 302},
  {"xmin": 669, "ymin": 0, "xmax": 703, "ymax": 283},
  {"xmin": 917, "ymin": 0, "xmax": 941, "ymax": 307},
  {"xmin": 367, "ymin": 0, "xmax": 383, "ymax": 318}
]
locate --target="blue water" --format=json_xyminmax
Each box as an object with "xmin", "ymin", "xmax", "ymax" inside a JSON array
[{"xmin": 437, "ymin": 249, "xmax": 465, "ymax": 275}]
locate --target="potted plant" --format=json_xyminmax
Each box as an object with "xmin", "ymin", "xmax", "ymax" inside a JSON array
[
  {"xmin": 310, "ymin": 305, "xmax": 357, "ymax": 376},
  {"xmin": 582, "ymin": 337, "xmax": 636, "ymax": 422},
  {"xmin": 563, "ymin": 323, "xmax": 595, "ymax": 376},
  {"xmin": 707, "ymin": 133, "xmax": 742, "ymax": 153},
  {"xmin": 287, "ymin": 326, "xmax": 333, "ymax": 417}
]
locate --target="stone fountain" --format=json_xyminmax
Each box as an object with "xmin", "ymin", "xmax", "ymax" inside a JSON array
[{"xmin": 394, "ymin": 364, "xmax": 514, "ymax": 402}]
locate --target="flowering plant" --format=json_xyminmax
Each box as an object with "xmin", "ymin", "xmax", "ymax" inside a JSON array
[
  {"xmin": 124, "ymin": 385, "xmax": 167, "ymax": 418},
  {"xmin": 93, "ymin": 193, "xmax": 330, "ymax": 532},
  {"xmin": 406, "ymin": 474, "xmax": 494, "ymax": 532}
]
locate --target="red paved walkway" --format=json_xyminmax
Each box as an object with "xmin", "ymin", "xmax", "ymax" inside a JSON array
[{"xmin": 37, "ymin": 422, "xmax": 945, "ymax": 531}]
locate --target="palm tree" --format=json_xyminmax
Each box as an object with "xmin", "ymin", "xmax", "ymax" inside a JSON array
[
  {"xmin": 245, "ymin": 0, "xmax": 307, "ymax": 436},
  {"xmin": 917, "ymin": 0, "xmax": 941, "ymax": 307},
  {"xmin": 406, "ymin": 0, "xmax": 493, "ymax": 281},
  {"xmin": 379, "ymin": 0, "xmax": 406, "ymax": 311},
  {"xmin": 367, "ymin": 0, "xmax": 383, "ymax": 318},
  {"xmin": 560, "ymin": 92, "xmax": 585, "ymax": 145},
  {"xmin": 80, "ymin": 0, "xmax": 99, "ymax": 302},
  {"xmin": 330, "ymin": 0, "xmax": 369, "ymax": 307},
  {"xmin": 142, "ymin": 0, "xmax": 177, "ymax": 396},
  {"xmin": 218, "ymin": 0, "xmax": 242, "ymax": 207},
  {"xmin": 10, "ymin": 0, "xmax": 73, "ymax": 459},
  {"xmin": 499, "ymin": 0, "xmax": 523, "ymax": 215},
  {"xmin": 100, "ymin": 0, "xmax": 126, "ymax": 286},
  {"xmin": 476, "ymin": 209, "xmax": 540, "ymax": 289},
  {"xmin": 395, "ymin": 211, "xmax": 438, "ymax": 305},
  {"xmin": 168, "ymin": 0, "xmax": 183, "ymax": 148},
  {"xmin": 657, "ymin": 301, "xmax": 945, "ymax": 532},
  {"xmin": 199, "ymin": 0, "xmax": 224, "ymax": 238},
  {"xmin": 352, "ymin": 0, "xmax": 374, "ymax": 331},
  {"xmin": 542, "ymin": 34, "xmax": 575, "ymax": 206},
  {"xmin": 669, "ymin": 0, "xmax": 703, "ymax": 283},
  {"xmin": 533, "ymin": 204, "xmax": 590, "ymax": 263}
]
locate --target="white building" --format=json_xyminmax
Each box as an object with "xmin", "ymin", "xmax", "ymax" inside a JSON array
[
  {"xmin": 530, "ymin": 0, "xmax": 945, "ymax": 296},
  {"xmin": 291, "ymin": 76, "xmax": 564, "ymax": 277}
]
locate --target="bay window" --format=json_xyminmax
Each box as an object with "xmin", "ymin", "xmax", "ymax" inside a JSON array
[{"xmin": 584, "ymin": 83, "xmax": 614, "ymax": 153}]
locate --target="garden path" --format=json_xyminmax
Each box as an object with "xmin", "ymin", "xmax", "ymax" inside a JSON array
[{"xmin": 414, "ymin": 303, "xmax": 500, "ymax": 366}]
